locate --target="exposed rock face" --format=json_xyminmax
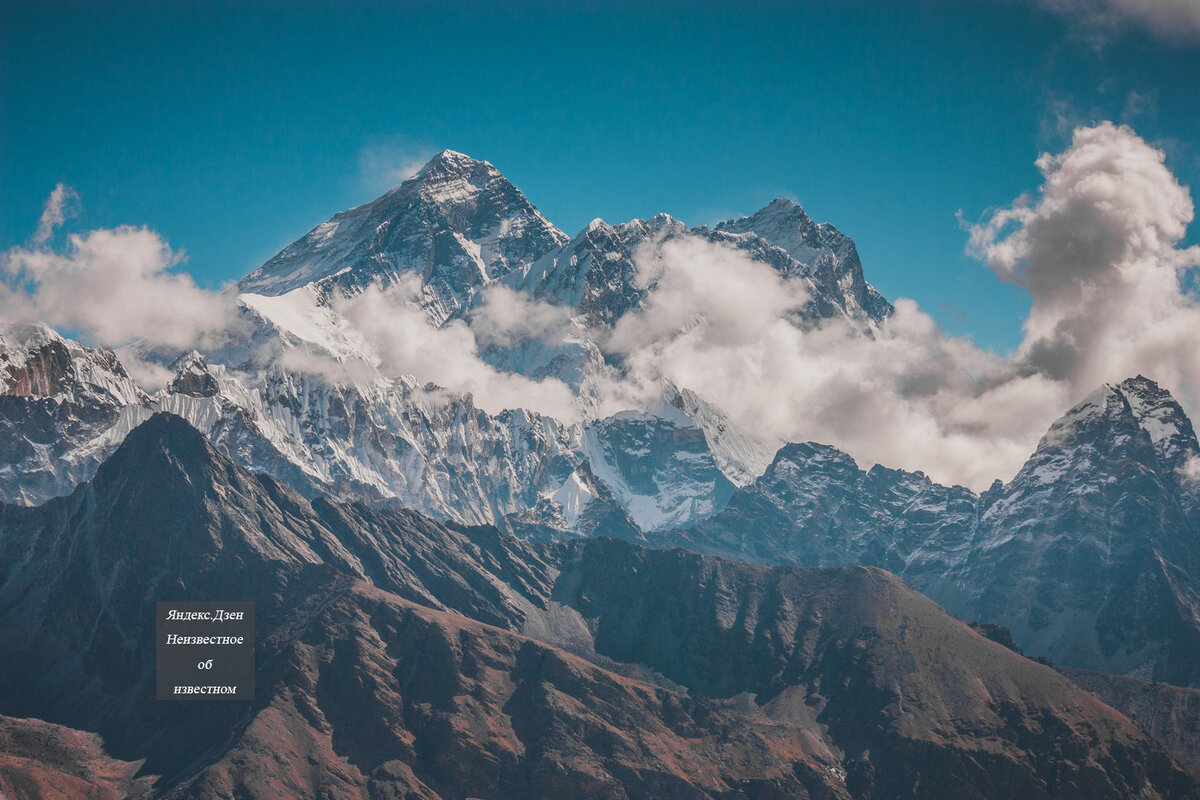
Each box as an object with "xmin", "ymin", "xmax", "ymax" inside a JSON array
[
  {"xmin": 710, "ymin": 198, "xmax": 893, "ymax": 324},
  {"xmin": 1062, "ymin": 667, "xmax": 1200, "ymax": 780},
  {"xmin": 166, "ymin": 351, "xmax": 220, "ymax": 398},
  {"xmin": 169, "ymin": 582, "xmax": 857, "ymax": 800},
  {"xmin": 0, "ymin": 323, "xmax": 148, "ymax": 505},
  {"xmin": 505, "ymin": 214, "xmax": 688, "ymax": 328},
  {"xmin": 553, "ymin": 538, "xmax": 1196, "ymax": 799},
  {"xmin": 3, "ymin": 337, "xmax": 73, "ymax": 397},
  {"xmin": 0, "ymin": 714, "xmax": 155, "ymax": 800},
  {"xmin": 950, "ymin": 377, "xmax": 1200, "ymax": 685},
  {"xmin": 0, "ymin": 414, "xmax": 1195, "ymax": 799},
  {"xmin": 675, "ymin": 440, "xmax": 977, "ymax": 575}
]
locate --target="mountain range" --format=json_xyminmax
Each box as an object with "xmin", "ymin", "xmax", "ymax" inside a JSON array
[{"xmin": 4, "ymin": 150, "xmax": 1200, "ymax": 797}]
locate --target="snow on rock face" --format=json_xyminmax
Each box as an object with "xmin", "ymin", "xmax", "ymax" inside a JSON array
[
  {"xmin": 550, "ymin": 470, "xmax": 596, "ymax": 529},
  {"xmin": 581, "ymin": 411, "xmax": 736, "ymax": 531},
  {"xmin": 710, "ymin": 198, "xmax": 893, "ymax": 324},
  {"xmin": 0, "ymin": 319, "xmax": 745, "ymax": 537},
  {"xmin": 0, "ymin": 323, "xmax": 149, "ymax": 505},
  {"xmin": 504, "ymin": 214, "xmax": 687, "ymax": 327},
  {"xmin": 949, "ymin": 376, "xmax": 1200, "ymax": 684},
  {"xmin": 661, "ymin": 380, "xmax": 776, "ymax": 486},
  {"xmin": 1119, "ymin": 375, "xmax": 1200, "ymax": 472},
  {"xmin": 238, "ymin": 150, "xmax": 569, "ymax": 323}
]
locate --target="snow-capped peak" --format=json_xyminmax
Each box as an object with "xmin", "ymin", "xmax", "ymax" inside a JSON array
[
  {"xmin": 238, "ymin": 150, "xmax": 567, "ymax": 309},
  {"xmin": 709, "ymin": 199, "xmax": 892, "ymax": 323},
  {"xmin": 1018, "ymin": 376, "xmax": 1198, "ymax": 489},
  {"xmin": 1117, "ymin": 375, "xmax": 1199, "ymax": 470},
  {"xmin": 417, "ymin": 148, "xmax": 481, "ymax": 170}
]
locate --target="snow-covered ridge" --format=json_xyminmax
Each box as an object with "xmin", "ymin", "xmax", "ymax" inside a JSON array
[{"xmin": 0, "ymin": 150, "xmax": 943, "ymax": 535}]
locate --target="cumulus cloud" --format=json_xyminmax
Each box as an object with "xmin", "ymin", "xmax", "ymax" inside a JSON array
[
  {"xmin": 1034, "ymin": 0, "xmax": 1200, "ymax": 44},
  {"xmin": 31, "ymin": 184, "xmax": 79, "ymax": 246},
  {"xmin": 336, "ymin": 276, "xmax": 579, "ymax": 420},
  {"xmin": 583, "ymin": 122, "xmax": 1200, "ymax": 489},
  {"xmin": 591, "ymin": 234, "xmax": 1066, "ymax": 489},
  {"xmin": 2, "ymin": 224, "xmax": 236, "ymax": 352},
  {"xmin": 968, "ymin": 121, "xmax": 1200, "ymax": 403},
  {"xmin": 2, "ymin": 189, "xmax": 242, "ymax": 387}
]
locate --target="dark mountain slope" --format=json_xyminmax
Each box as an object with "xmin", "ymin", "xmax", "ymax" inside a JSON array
[
  {"xmin": 556, "ymin": 538, "xmax": 1198, "ymax": 799},
  {"xmin": 0, "ymin": 414, "xmax": 1195, "ymax": 798}
]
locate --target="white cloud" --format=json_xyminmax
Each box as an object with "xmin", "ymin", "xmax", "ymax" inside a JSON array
[
  {"xmin": 1183, "ymin": 453, "xmax": 1200, "ymax": 481},
  {"xmin": 581, "ymin": 123, "xmax": 1200, "ymax": 489},
  {"xmin": 590, "ymin": 234, "xmax": 1067, "ymax": 489},
  {"xmin": 968, "ymin": 122, "xmax": 1200, "ymax": 404},
  {"xmin": 335, "ymin": 276, "xmax": 579, "ymax": 420},
  {"xmin": 2, "ymin": 222, "xmax": 237, "ymax": 353},
  {"xmin": 31, "ymin": 183, "xmax": 79, "ymax": 246},
  {"xmin": 1034, "ymin": 0, "xmax": 1200, "ymax": 44},
  {"xmin": 3, "ymin": 191, "xmax": 243, "ymax": 391}
]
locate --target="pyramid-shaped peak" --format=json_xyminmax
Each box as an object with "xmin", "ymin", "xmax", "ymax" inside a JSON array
[
  {"xmin": 1118, "ymin": 374, "xmax": 1172, "ymax": 401},
  {"xmin": 94, "ymin": 412, "xmax": 219, "ymax": 488},
  {"xmin": 760, "ymin": 197, "xmax": 808, "ymax": 216},
  {"xmin": 1115, "ymin": 375, "xmax": 1198, "ymax": 462},
  {"xmin": 718, "ymin": 198, "xmax": 812, "ymax": 227},
  {"xmin": 168, "ymin": 350, "xmax": 220, "ymax": 397},
  {"xmin": 117, "ymin": 412, "xmax": 210, "ymax": 454},
  {"xmin": 413, "ymin": 149, "xmax": 496, "ymax": 180},
  {"xmin": 169, "ymin": 349, "xmax": 208, "ymax": 372},
  {"xmin": 1031, "ymin": 376, "xmax": 1197, "ymax": 474}
]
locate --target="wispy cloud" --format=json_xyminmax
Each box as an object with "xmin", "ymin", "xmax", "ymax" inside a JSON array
[
  {"xmin": 356, "ymin": 136, "xmax": 436, "ymax": 196},
  {"xmin": 31, "ymin": 183, "xmax": 79, "ymax": 246},
  {"xmin": 1033, "ymin": 0, "xmax": 1200, "ymax": 45}
]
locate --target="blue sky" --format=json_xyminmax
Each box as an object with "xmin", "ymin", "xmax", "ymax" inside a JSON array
[{"xmin": 3, "ymin": 0, "xmax": 1198, "ymax": 353}]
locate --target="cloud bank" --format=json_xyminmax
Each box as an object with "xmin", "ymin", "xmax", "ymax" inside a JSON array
[
  {"xmin": 1, "ymin": 190, "xmax": 243, "ymax": 387},
  {"xmin": 2, "ymin": 222, "xmax": 234, "ymax": 352},
  {"xmin": 593, "ymin": 235, "xmax": 1065, "ymax": 490},
  {"xmin": 1034, "ymin": 0, "xmax": 1200, "ymax": 44},
  {"xmin": 583, "ymin": 122, "xmax": 1199, "ymax": 488}
]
